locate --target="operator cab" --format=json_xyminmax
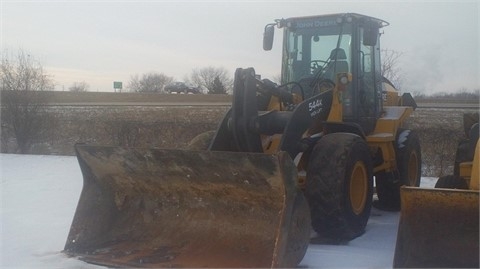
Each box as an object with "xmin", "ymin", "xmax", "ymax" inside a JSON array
[{"xmin": 264, "ymin": 13, "xmax": 389, "ymax": 135}]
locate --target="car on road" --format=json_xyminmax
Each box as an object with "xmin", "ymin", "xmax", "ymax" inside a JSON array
[{"xmin": 165, "ymin": 82, "xmax": 201, "ymax": 94}]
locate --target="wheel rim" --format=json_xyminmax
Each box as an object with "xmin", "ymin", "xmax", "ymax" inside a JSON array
[
  {"xmin": 350, "ymin": 161, "xmax": 368, "ymax": 215},
  {"xmin": 407, "ymin": 151, "xmax": 419, "ymax": 186}
]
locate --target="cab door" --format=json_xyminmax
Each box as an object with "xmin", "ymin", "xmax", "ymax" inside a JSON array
[{"xmin": 354, "ymin": 25, "xmax": 383, "ymax": 135}]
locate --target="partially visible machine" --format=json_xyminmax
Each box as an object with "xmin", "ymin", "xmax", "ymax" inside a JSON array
[{"xmin": 394, "ymin": 113, "xmax": 479, "ymax": 268}]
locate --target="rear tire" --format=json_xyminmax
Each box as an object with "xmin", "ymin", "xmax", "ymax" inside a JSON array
[
  {"xmin": 305, "ymin": 133, "xmax": 373, "ymax": 242},
  {"xmin": 375, "ymin": 129, "xmax": 421, "ymax": 211}
]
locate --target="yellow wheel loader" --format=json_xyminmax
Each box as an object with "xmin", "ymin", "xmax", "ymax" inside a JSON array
[
  {"xmin": 64, "ymin": 13, "xmax": 420, "ymax": 268},
  {"xmin": 394, "ymin": 113, "xmax": 479, "ymax": 268}
]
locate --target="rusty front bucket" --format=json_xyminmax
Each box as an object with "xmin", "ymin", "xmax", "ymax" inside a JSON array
[
  {"xmin": 64, "ymin": 144, "xmax": 311, "ymax": 268},
  {"xmin": 393, "ymin": 187, "xmax": 479, "ymax": 268}
]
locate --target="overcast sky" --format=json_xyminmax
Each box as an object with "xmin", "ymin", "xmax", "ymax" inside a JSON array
[{"xmin": 1, "ymin": 0, "xmax": 478, "ymax": 94}]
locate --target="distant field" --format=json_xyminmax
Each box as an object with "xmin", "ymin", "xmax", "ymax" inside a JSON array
[
  {"xmin": 415, "ymin": 97, "xmax": 479, "ymax": 104},
  {"xmin": 2, "ymin": 91, "xmax": 478, "ymax": 108},
  {"xmin": 45, "ymin": 91, "xmax": 232, "ymax": 104}
]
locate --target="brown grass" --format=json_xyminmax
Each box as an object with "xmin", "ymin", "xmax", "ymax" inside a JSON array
[
  {"xmin": 1, "ymin": 91, "xmax": 477, "ymax": 177},
  {"xmin": 42, "ymin": 91, "xmax": 232, "ymax": 104}
]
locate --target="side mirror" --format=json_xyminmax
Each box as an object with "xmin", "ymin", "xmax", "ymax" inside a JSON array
[
  {"xmin": 363, "ymin": 25, "xmax": 379, "ymax": 46},
  {"xmin": 263, "ymin": 24, "xmax": 275, "ymax": 51}
]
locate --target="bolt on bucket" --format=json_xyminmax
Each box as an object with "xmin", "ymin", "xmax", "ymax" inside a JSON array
[{"xmin": 64, "ymin": 144, "xmax": 311, "ymax": 268}]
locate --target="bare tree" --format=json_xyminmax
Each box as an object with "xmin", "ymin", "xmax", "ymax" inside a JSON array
[
  {"xmin": 127, "ymin": 72, "xmax": 173, "ymax": 93},
  {"xmin": 189, "ymin": 66, "xmax": 232, "ymax": 94},
  {"xmin": 381, "ymin": 49, "xmax": 404, "ymax": 89},
  {"xmin": 271, "ymin": 74, "xmax": 282, "ymax": 84},
  {"xmin": 0, "ymin": 50, "xmax": 54, "ymax": 153},
  {"xmin": 69, "ymin": 81, "xmax": 90, "ymax": 92}
]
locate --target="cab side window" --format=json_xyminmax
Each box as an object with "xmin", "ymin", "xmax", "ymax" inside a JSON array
[{"xmin": 359, "ymin": 27, "xmax": 377, "ymax": 117}]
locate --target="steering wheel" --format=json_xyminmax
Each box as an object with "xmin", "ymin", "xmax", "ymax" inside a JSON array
[{"xmin": 310, "ymin": 60, "xmax": 328, "ymax": 74}]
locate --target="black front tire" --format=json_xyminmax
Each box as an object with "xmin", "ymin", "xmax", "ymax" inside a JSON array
[
  {"xmin": 305, "ymin": 133, "xmax": 373, "ymax": 242},
  {"xmin": 283, "ymin": 193, "xmax": 311, "ymax": 267}
]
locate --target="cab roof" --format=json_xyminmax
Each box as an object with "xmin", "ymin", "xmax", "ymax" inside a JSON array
[{"xmin": 278, "ymin": 13, "xmax": 389, "ymax": 28}]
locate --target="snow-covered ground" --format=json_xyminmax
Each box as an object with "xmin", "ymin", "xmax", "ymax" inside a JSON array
[{"xmin": 0, "ymin": 154, "xmax": 436, "ymax": 268}]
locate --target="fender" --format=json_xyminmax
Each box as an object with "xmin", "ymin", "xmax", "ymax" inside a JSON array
[{"xmin": 322, "ymin": 121, "xmax": 366, "ymax": 139}]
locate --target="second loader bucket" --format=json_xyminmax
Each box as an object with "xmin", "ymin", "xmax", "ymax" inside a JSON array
[
  {"xmin": 64, "ymin": 144, "xmax": 311, "ymax": 268},
  {"xmin": 393, "ymin": 187, "xmax": 479, "ymax": 268}
]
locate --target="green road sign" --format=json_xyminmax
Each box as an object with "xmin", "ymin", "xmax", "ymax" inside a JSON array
[{"xmin": 113, "ymin": 81, "xmax": 123, "ymax": 89}]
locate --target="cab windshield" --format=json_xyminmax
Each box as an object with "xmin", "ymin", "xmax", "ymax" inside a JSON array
[{"xmin": 283, "ymin": 21, "xmax": 353, "ymax": 87}]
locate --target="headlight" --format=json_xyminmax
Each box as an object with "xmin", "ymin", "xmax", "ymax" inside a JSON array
[{"xmin": 339, "ymin": 75, "xmax": 349, "ymax": 85}]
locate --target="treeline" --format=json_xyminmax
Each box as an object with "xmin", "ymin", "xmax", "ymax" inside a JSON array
[
  {"xmin": 69, "ymin": 67, "xmax": 232, "ymax": 94},
  {"xmin": 414, "ymin": 88, "xmax": 480, "ymax": 101},
  {"xmin": 126, "ymin": 66, "xmax": 232, "ymax": 94}
]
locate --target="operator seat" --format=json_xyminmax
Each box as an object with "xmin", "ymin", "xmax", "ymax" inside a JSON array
[{"xmin": 324, "ymin": 48, "xmax": 349, "ymax": 80}]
